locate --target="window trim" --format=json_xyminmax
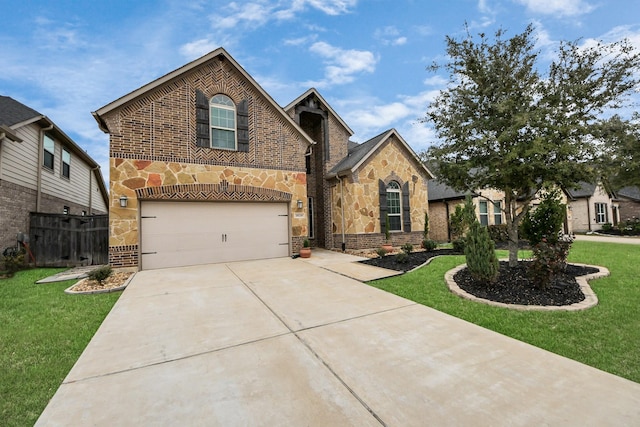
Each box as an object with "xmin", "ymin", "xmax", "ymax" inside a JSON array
[
  {"xmin": 386, "ymin": 181, "xmax": 402, "ymax": 232},
  {"xmin": 595, "ymin": 203, "xmax": 608, "ymax": 224},
  {"xmin": 43, "ymin": 134, "xmax": 55, "ymax": 170},
  {"xmin": 61, "ymin": 148, "xmax": 71, "ymax": 179},
  {"xmin": 493, "ymin": 201, "xmax": 503, "ymax": 225},
  {"xmin": 209, "ymin": 94, "xmax": 237, "ymax": 150},
  {"xmin": 479, "ymin": 201, "xmax": 489, "ymax": 226}
]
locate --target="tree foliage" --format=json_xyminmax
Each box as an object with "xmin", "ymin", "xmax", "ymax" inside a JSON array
[
  {"xmin": 424, "ymin": 23, "xmax": 640, "ymax": 266},
  {"xmin": 520, "ymin": 190, "xmax": 567, "ymax": 246},
  {"xmin": 598, "ymin": 114, "xmax": 640, "ymax": 189}
]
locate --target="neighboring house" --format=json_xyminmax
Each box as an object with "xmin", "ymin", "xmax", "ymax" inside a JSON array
[
  {"xmin": 428, "ymin": 178, "xmax": 574, "ymax": 242},
  {"xmin": 0, "ymin": 96, "xmax": 108, "ymax": 252},
  {"xmin": 93, "ymin": 48, "xmax": 432, "ymax": 271},
  {"xmin": 427, "ymin": 181, "xmax": 507, "ymax": 242},
  {"xmin": 615, "ymin": 186, "xmax": 640, "ymax": 221},
  {"xmin": 566, "ymin": 182, "xmax": 619, "ymax": 232}
]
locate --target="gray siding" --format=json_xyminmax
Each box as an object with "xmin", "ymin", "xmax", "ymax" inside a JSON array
[{"xmin": 1, "ymin": 124, "xmax": 39, "ymax": 190}]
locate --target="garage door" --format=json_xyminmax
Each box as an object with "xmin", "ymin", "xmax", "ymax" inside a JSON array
[{"xmin": 140, "ymin": 201, "xmax": 290, "ymax": 270}]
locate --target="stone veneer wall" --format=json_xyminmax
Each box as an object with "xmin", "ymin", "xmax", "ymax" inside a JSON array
[
  {"xmin": 109, "ymin": 158, "xmax": 308, "ymax": 267},
  {"xmin": 102, "ymin": 54, "xmax": 312, "ymax": 268},
  {"xmin": 330, "ymin": 135, "xmax": 429, "ymax": 250}
]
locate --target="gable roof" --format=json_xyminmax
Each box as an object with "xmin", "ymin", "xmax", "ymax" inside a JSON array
[
  {"xmin": 284, "ymin": 88, "xmax": 354, "ymax": 136},
  {"xmin": 92, "ymin": 47, "xmax": 314, "ymax": 147},
  {"xmin": 327, "ymin": 128, "xmax": 434, "ymax": 180},
  {"xmin": 617, "ymin": 186, "xmax": 640, "ymax": 201},
  {"xmin": 565, "ymin": 181, "xmax": 597, "ymax": 199},
  {"xmin": 0, "ymin": 95, "xmax": 42, "ymax": 127}
]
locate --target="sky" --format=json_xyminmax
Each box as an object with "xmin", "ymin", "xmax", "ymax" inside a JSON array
[{"xmin": 1, "ymin": 0, "xmax": 639, "ymax": 182}]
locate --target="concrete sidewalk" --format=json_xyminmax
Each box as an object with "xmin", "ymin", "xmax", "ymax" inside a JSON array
[{"xmin": 37, "ymin": 257, "xmax": 640, "ymax": 426}]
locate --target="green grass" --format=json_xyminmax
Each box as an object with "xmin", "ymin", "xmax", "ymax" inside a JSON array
[
  {"xmin": 368, "ymin": 240, "xmax": 640, "ymax": 383},
  {"xmin": 1, "ymin": 269, "xmax": 121, "ymax": 427}
]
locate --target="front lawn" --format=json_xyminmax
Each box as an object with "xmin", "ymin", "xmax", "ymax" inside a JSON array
[
  {"xmin": 368, "ymin": 240, "xmax": 640, "ymax": 383},
  {"xmin": 0, "ymin": 269, "xmax": 121, "ymax": 427}
]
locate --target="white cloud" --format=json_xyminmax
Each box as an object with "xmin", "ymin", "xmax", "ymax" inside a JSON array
[
  {"xmin": 374, "ymin": 26, "xmax": 408, "ymax": 46},
  {"xmin": 513, "ymin": 0, "xmax": 596, "ymax": 16},
  {"xmin": 307, "ymin": 41, "xmax": 377, "ymax": 86},
  {"xmin": 179, "ymin": 39, "xmax": 220, "ymax": 59}
]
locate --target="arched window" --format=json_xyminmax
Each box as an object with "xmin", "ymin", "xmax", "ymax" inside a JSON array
[
  {"xmin": 386, "ymin": 181, "xmax": 402, "ymax": 231},
  {"xmin": 210, "ymin": 94, "xmax": 236, "ymax": 150}
]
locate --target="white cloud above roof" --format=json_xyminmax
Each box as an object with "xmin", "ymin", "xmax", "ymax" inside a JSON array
[{"xmin": 513, "ymin": 0, "xmax": 596, "ymax": 16}]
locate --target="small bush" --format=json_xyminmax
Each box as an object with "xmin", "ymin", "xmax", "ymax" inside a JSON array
[
  {"xmin": 401, "ymin": 243, "xmax": 413, "ymax": 254},
  {"xmin": 487, "ymin": 224, "xmax": 509, "ymax": 243},
  {"xmin": 396, "ymin": 252, "xmax": 409, "ymax": 264},
  {"xmin": 376, "ymin": 248, "xmax": 387, "ymax": 258},
  {"xmin": 422, "ymin": 239, "xmax": 438, "ymax": 252},
  {"xmin": 601, "ymin": 222, "xmax": 613, "ymax": 232},
  {"xmin": 465, "ymin": 222, "xmax": 499, "ymax": 284},
  {"xmin": 452, "ymin": 238, "xmax": 466, "ymax": 253},
  {"xmin": 423, "ymin": 212, "xmax": 430, "ymax": 239},
  {"xmin": 88, "ymin": 266, "xmax": 112, "ymax": 286},
  {"xmin": 1, "ymin": 249, "xmax": 25, "ymax": 277},
  {"xmin": 303, "ymin": 239, "xmax": 310, "ymax": 248},
  {"xmin": 528, "ymin": 237, "xmax": 572, "ymax": 288}
]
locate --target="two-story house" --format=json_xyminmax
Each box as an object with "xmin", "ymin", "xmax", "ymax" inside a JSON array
[
  {"xmin": 93, "ymin": 48, "xmax": 432, "ymax": 270},
  {"xmin": 0, "ymin": 96, "xmax": 108, "ymax": 253}
]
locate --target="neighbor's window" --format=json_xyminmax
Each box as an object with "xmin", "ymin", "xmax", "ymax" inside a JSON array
[
  {"xmin": 210, "ymin": 94, "xmax": 236, "ymax": 150},
  {"xmin": 595, "ymin": 203, "xmax": 608, "ymax": 224},
  {"xmin": 386, "ymin": 181, "xmax": 402, "ymax": 231},
  {"xmin": 62, "ymin": 148, "xmax": 71, "ymax": 179},
  {"xmin": 479, "ymin": 201, "xmax": 489, "ymax": 226},
  {"xmin": 493, "ymin": 201, "xmax": 503, "ymax": 225},
  {"xmin": 43, "ymin": 134, "xmax": 55, "ymax": 170}
]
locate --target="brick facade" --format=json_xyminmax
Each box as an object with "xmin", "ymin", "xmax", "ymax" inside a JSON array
[{"xmin": 0, "ymin": 179, "xmax": 105, "ymax": 251}]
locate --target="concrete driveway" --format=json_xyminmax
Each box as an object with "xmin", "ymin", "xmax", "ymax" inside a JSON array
[{"xmin": 37, "ymin": 256, "xmax": 640, "ymax": 426}]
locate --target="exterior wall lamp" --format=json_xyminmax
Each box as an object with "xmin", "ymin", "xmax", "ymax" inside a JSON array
[
  {"xmin": 297, "ymin": 199, "xmax": 303, "ymax": 209},
  {"xmin": 119, "ymin": 195, "xmax": 128, "ymax": 208}
]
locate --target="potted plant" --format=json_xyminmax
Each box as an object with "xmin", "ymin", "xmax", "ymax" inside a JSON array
[
  {"xmin": 299, "ymin": 238, "xmax": 311, "ymax": 258},
  {"xmin": 382, "ymin": 214, "xmax": 393, "ymax": 253}
]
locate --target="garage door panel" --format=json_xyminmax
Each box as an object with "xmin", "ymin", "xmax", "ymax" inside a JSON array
[{"xmin": 141, "ymin": 201, "xmax": 289, "ymax": 270}]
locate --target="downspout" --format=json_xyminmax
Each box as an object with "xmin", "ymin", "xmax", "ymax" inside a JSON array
[
  {"xmin": 37, "ymin": 122, "xmax": 54, "ymax": 212},
  {"xmin": 445, "ymin": 201, "xmax": 451, "ymax": 241},
  {"xmin": 338, "ymin": 175, "xmax": 346, "ymax": 252},
  {"xmin": 586, "ymin": 197, "xmax": 592, "ymax": 232},
  {"xmin": 89, "ymin": 166, "xmax": 100, "ymax": 215}
]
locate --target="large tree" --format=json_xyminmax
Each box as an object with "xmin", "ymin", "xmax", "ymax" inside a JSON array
[
  {"xmin": 424, "ymin": 24, "xmax": 640, "ymax": 266},
  {"xmin": 597, "ymin": 114, "xmax": 640, "ymax": 189}
]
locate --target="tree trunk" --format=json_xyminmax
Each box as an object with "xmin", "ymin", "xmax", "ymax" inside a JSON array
[{"xmin": 504, "ymin": 191, "xmax": 519, "ymax": 267}]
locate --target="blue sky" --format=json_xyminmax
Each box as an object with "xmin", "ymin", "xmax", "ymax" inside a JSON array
[{"xmin": 1, "ymin": 0, "xmax": 638, "ymax": 179}]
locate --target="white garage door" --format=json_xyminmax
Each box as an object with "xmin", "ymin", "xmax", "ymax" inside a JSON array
[{"xmin": 140, "ymin": 201, "xmax": 290, "ymax": 270}]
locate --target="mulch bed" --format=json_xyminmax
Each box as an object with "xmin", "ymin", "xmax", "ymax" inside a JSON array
[
  {"xmin": 360, "ymin": 250, "xmax": 599, "ymax": 307},
  {"xmin": 455, "ymin": 261, "xmax": 599, "ymax": 306},
  {"xmin": 359, "ymin": 249, "xmax": 458, "ymax": 271}
]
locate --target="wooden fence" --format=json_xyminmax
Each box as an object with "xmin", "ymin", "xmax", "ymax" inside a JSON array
[{"xmin": 29, "ymin": 213, "xmax": 108, "ymax": 267}]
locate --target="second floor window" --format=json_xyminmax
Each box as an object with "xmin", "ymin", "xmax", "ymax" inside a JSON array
[
  {"xmin": 43, "ymin": 134, "xmax": 55, "ymax": 170},
  {"xmin": 210, "ymin": 94, "xmax": 236, "ymax": 150},
  {"xmin": 62, "ymin": 148, "xmax": 71, "ymax": 179}
]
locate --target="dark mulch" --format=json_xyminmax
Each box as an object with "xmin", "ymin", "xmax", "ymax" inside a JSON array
[
  {"xmin": 360, "ymin": 250, "xmax": 600, "ymax": 307},
  {"xmin": 455, "ymin": 261, "xmax": 600, "ymax": 306},
  {"xmin": 359, "ymin": 249, "xmax": 459, "ymax": 272}
]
